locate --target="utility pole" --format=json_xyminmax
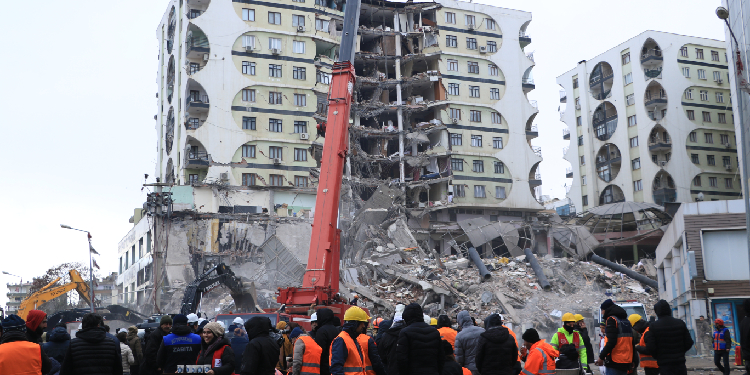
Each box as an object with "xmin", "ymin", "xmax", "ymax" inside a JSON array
[{"xmin": 144, "ymin": 180, "xmax": 172, "ymax": 314}]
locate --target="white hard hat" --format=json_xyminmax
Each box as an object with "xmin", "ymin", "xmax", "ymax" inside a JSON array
[
  {"xmin": 423, "ymin": 314, "xmax": 431, "ymax": 324},
  {"xmin": 197, "ymin": 318, "xmax": 206, "ymax": 325},
  {"xmin": 186, "ymin": 313, "xmax": 199, "ymax": 324},
  {"xmin": 232, "ymin": 317, "xmax": 244, "ymax": 325},
  {"xmin": 310, "ymin": 313, "xmax": 318, "ymax": 322}
]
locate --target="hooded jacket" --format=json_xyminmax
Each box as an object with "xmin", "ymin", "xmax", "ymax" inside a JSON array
[
  {"xmin": 454, "ymin": 310, "xmax": 484, "ymax": 372},
  {"xmin": 196, "ymin": 336, "xmax": 235, "ymax": 375},
  {"xmin": 642, "ymin": 300, "xmax": 693, "ymax": 366},
  {"xmin": 598, "ymin": 303, "xmax": 633, "ymax": 371},
  {"xmin": 241, "ymin": 316, "xmax": 280, "ymax": 375},
  {"xmin": 377, "ymin": 319, "xmax": 406, "ymax": 375},
  {"xmin": 121, "ymin": 341, "xmax": 135, "ymax": 373},
  {"xmin": 156, "ymin": 324, "xmax": 202, "ymax": 373},
  {"xmin": 42, "ymin": 326, "xmax": 71, "ymax": 363},
  {"xmin": 475, "ymin": 315, "xmax": 517, "ymax": 375},
  {"xmin": 314, "ymin": 308, "xmax": 340, "ymax": 375},
  {"xmin": 126, "ymin": 326, "xmax": 143, "ymax": 365},
  {"xmin": 396, "ymin": 303, "xmax": 444, "ymax": 375},
  {"xmin": 60, "ymin": 326, "xmax": 123, "ymax": 375},
  {"xmin": 741, "ymin": 299, "xmax": 750, "ymax": 360},
  {"xmin": 0, "ymin": 330, "xmax": 52, "ymax": 375},
  {"xmin": 231, "ymin": 331, "xmax": 250, "ymax": 371},
  {"xmin": 142, "ymin": 325, "xmax": 169, "ymax": 375},
  {"xmin": 25, "ymin": 310, "xmax": 47, "ymax": 344}
]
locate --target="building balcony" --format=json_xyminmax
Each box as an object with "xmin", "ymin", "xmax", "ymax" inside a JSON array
[
  {"xmin": 653, "ymin": 187, "xmax": 677, "ymax": 205},
  {"xmin": 560, "ymin": 90, "xmax": 567, "ymax": 103},
  {"xmin": 522, "ymin": 77, "xmax": 535, "ymax": 92},
  {"xmin": 529, "ymin": 100, "xmax": 538, "ymax": 110},
  {"xmin": 593, "ymin": 90, "xmax": 611, "ymax": 101},
  {"xmin": 596, "ymin": 156, "xmax": 621, "ymax": 168},
  {"xmin": 648, "ymin": 141, "xmax": 672, "ymax": 152},
  {"xmin": 185, "ymin": 118, "xmax": 203, "ymax": 130},
  {"xmin": 566, "ymin": 167, "xmax": 573, "ymax": 178},
  {"xmin": 644, "ymin": 67, "xmax": 662, "ymax": 80},
  {"xmin": 559, "ymin": 110, "xmax": 565, "ymax": 121},
  {"xmin": 185, "ymin": 151, "xmax": 209, "ymax": 168},
  {"xmin": 563, "ymin": 146, "xmax": 569, "ymax": 155},
  {"xmin": 526, "ymin": 124, "xmax": 538, "ymax": 138},
  {"xmin": 645, "ymin": 98, "xmax": 667, "ymax": 107},
  {"xmin": 532, "ymin": 146, "xmax": 542, "ymax": 157},
  {"xmin": 186, "ymin": 95, "xmax": 209, "ymax": 112},
  {"xmin": 563, "ymin": 128, "xmax": 570, "ymax": 139},
  {"xmin": 641, "ymin": 49, "xmax": 663, "ymax": 65},
  {"xmin": 519, "ymin": 31, "xmax": 531, "ymax": 48}
]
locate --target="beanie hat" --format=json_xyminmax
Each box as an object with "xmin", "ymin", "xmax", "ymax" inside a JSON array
[
  {"xmin": 289, "ymin": 327, "xmax": 303, "ymax": 339},
  {"xmin": 26, "ymin": 310, "xmax": 47, "ymax": 332},
  {"xmin": 186, "ymin": 313, "xmax": 199, "ymax": 324},
  {"xmin": 173, "ymin": 314, "xmax": 188, "ymax": 325},
  {"xmin": 600, "ymin": 299, "xmax": 615, "ymax": 311},
  {"xmin": 160, "ymin": 315, "xmax": 173, "ymax": 325},
  {"xmin": 204, "ymin": 322, "xmax": 224, "ymax": 337},
  {"xmin": 2, "ymin": 314, "xmax": 26, "ymax": 332},
  {"xmin": 522, "ymin": 328, "xmax": 541, "ymax": 343}
]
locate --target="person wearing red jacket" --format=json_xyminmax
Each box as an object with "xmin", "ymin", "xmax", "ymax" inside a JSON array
[{"xmin": 520, "ymin": 328, "xmax": 558, "ymax": 375}]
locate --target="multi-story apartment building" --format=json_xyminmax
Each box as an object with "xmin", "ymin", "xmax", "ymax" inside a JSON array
[
  {"xmin": 5, "ymin": 282, "xmax": 33, "ymax": 315},
  {"xmin": 558, "ymin": 31, "xmax": 741, "ymax": 212}
]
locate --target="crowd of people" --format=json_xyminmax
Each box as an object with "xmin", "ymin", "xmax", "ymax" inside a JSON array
[{"xmin": 0, "ymin": 298, "xmax": 747, "ymax": 375}]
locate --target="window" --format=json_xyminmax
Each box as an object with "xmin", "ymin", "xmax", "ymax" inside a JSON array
[
  {"xmin": 466, "ymin": 38, "xmax": 477, "ymax": 50},
  {"xmin": 495, "ymin": 186, "xmax": 506, "ymax": 199},
  {"xmin": 723, "ymin": 156, "xmax": 731, "ymax": 167},
  {"xmin": 630, "ymin": 136, "xmax": 639, "ymax": 148},
  {"xmin": 242, "ymin": 117, "xmax": 256, "ymax": 130},
  {"xmin": 269, "ymin": 118, "xmax": 282, "ymax": 132},
  {"xmin": 691, "ymin": 154, "xmax": 700, "ymax": 164},
  {"xmin": 269, "ymin": 146, "xmax": 283, "ymax": 159},
  {"xmin": 700, "ymin": 90, "xmax": 709, "ymax": 101},
  {"xmin": 582, "ymin": 195, "xmax": 588, "ymax": 206},
  {"xmin": 474, "ymin": 185, "xmax": 486, "ymax": 198},
  {"xmin": 294, "ymin": 93, "xmax": 306, "ymax": 106},
  {"xmin": 689, "ymin": 131, "xmax": 697, "ymax": 142},
  {"xmin": 269, "ymin": 64, "xmax": 282, "ymax": 77},
  {"xmin": 622, "ymin": 52, "xmax": 631, "ymax": 65},
  {"xmin": 573, "ymin": 78, "xmax": 579, "ymax": 89},
  {"xmin": 294, "ymin": 176, "xmax": 308, "ymax": 187},
  {"xmin": 469, "ymin": 86, "xmax": 480, "ymax": 98},
  {"xmin": 242, "ymin": 173, "xmax": 256, "ymax": 186},
  {"xmin": 450, "ymin": 108, "xmax": 461, "ymax": 119},
  {"xmin": 702, "ymin": 112, "xmax": 712, "ymax": 122},
  {"xmin": 632, "ymin": 158, "xmax": 640, "ymax": 170},
  {"xmin": 489, "ymin": 64, "xmax": 498, "ymax": 76},
  {"xmin": 633, "ymin": 180, "xmax": 643, "ymax": 192},
  {"xmin": 486, "ymin": 18, "xmax": 496, "ymax": 30},
  {"xmin": 242, "ymin": 35, "xmax": 256, "ymax": 49},
  {"xmin": 577, "ymin": 136, "xmax": 583, "ymax": 146},
  {"xmin": 450, "ymin": 133, "xmax": 462, "ymax": 146},
  {"xmin": 293, "ymin": 41, "xmax": 306, "ymax": 54},
  {"xmin": 467, "ymin": 61, "xmax": 479, "ymax": 74},
  {"xmin": 447, "ymin": 59, "xmax": 458, "ymax": 71},
  {"xmin": 581, "ymin": 175, "xmax": 587, "ymax": 186},
  {"xmin": 627, "ymin": 115, "xmax": 637, "ymax": 127},
  {"xmin": 698, "ymin": 69, "xmax": 706, "ymax": 80},
  {"xmin": 687, "ymin": 110, "xmax": 695, "ymax": 120},
  {"xmin": 187, "ymin": 117, "xmax": 200, "ymax": 129},
  {"xmin": 470, "ymin": 110, "xmax": 481, "ymax": 122},
  {"xmin": 693, "ymin": 176, "xmax": 701, "ymax": 186},
  {"xmin": 317, "ymin": 70, "xmax": 331, "ymax": 84},
  {"xmin": 269, "ymin": 37, "xmax": 281, "ymax": 49},
  {"xmin": 293, "ymin": 121, "xmax": 307, "ymax": 134},
  {"xmin": 708, "ymin": 155, "xmax": 716, "ymax": 166},
  {"xmin": 448, "ymin": 83, "xmax": 460, "ymax": 96},
  {"xmin": 680, "ymin": 46, "xmax": 688, "ymax": 57},
  {"xmin": 445, "ymin": 12, "xmax": 456, "ymax": 24},
  {"xmin": 454, "ymin": 184, "xmax": 465, "ymax": 197},
  {"xmin": 269, "ymin": 91, "xmax": 282, "ymax": 104},
  {"xmin": 685, "ymin": 89, "xmax": 693, "ymax": 100},
  {"xmin": 726, "ymin": 178, "xmax": 734, "ymax": 189},
  {"xmin": 465, "ymin": 15, "xmax": 476, "ymax": 26},
  {"xmin": 493, "ymin": 137, "xmax": 503, "ymax": 149},
  {"xmin": 270, "ymin": 174, "xmax": 284, "ymax": 186},
  {"xmin": 576, "ymin": 116, "xmax": 582, "ymax": 127},
  {"xmin": 623, "ymin": 73, "xmax": 632, "ymax": 85},
  {"xmin": 709, "ymin": 177, "xmax": 718, "ymax": 187},
  {"xmin": 696, "ymin": 48, "xmax": 704, "ymax": 59},
  {"xmin": 714, "ymin": 71, "xmax": 722, "ymax": 82},
  {"xmin": 491, "ymin": 112, "xmax": 501, "ymax": 124},
  {"xmin": 315, "ymin": 19, "xmax": 329, "ymax": 31},
  {"xmin": 490, "ymin": 88, "xmax": 500, "ymax": 100},
  {"xmin": 718, "ymin": 113, "xmax": 727, "ymax": 124},
  {"xmin": 293, "ymin": 66, "xmax": 306, "ymax": 80},
  {"xmin": 721, "ymin": 134, "xmax": 729, "ymax": 145},
  {"xmin": 242, "ymin": 145, "xmax": 256, "ymax": 158},
  {"xmin": 446, "ymin": 35, "xmax": 457, "ymax": 47},
  {"xmin": 294, "ymin": 148, "xmax": 307, "ymax": 161},
  {"xmin": 451, "ymin": 158, "xmax": 464, "ymax": 171},
  {"xmin": 487, "ymin": 41, "xmax": 497, "ymax": 52},
  {"xmin": 716, "ymin": 92, "xmax": 724, "ymax": 103},
  {"xmin": 682, "ymin": 67, "xmax": 690, "ymax": 77},
  {"xmin": 626, "ymin": 94, "xmax": 635, "ymax": 106},
  {"xmin": 292, "ymin": 15, "xmax": 305, "ymax": 27},
  {"xmin": 242, "ymin": 8, "xmax": 255, "ymax": 21},
  {"xmin": 242, "ymin": 89, "xmax": 256, "ymax": 102},
  {"xmin": 580, "ymin": 155, "xmax": 586, "ymax": 165},
  {"xmin": 494, "ymin": 161, "xmax": 505, "ymax": 173},
  {"xmin": 472, "ymin": 160, "xmax": 484, "ymax": 172},
  {"xmin": 242, "ymin": 61, "xmax": 256, "ymax": 75},
  {"xmin": 268, "ymin": 12, "xmax": 281, "ymax": 24},
  {"xmin": 471, "ymin": 135, "xmax": 482, "ymax": 147}
]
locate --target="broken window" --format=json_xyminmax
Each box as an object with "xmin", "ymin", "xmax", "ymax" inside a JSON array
[
  {"xmin": 466, "ymin": 38, "xmax": 477, "ymax": 50},
  {"xmin": 454, "ymin": 185, "xmax": 465, "ymax": 197},
  {"xmin": 490, "ymin": 88, "xmax": 500, "ymax": 100},
  {"xmin": 242, "ymin": 89, "xmax": 256, "ymax": 102},
  {"xmin": 489, "ymin": 64, "xmax": 498, "ymax": 76},
  {"xmin": 294, "ymin": 93, "xmax": 306, "ymax": 106},
  {"xmin": 242, "ymin": 9, "xmax": 255, "ymax": 21},
  {"xmin": 471, "ymin": 135, "xmax": 482, "ymax": 147},
  {"xmin": 293, "ymin": 41, "xmax": 306, "ymax": 54},
  {"xmin": 468, "ymin": 61, "xmax": 479, "ymax": 74},
  {"xmin": 292, "ymin": 15, "xmax": 305, "ymax": 27},
  {"xmin": 487, "ymin": 41, "xmax": 497, "ymax": 53},
  {"xmin": 474, "ymin": 185, "xmax": 486, "ymax": 198},
  {"xmin": 294, "ymin": 176, "xmax": 308, "ymax": 187},
  {"xmin": 269, "ymin": 146, "xmax": 283, "ymax": 159},
  {"xmin": 242, "ymin": 145, "xmax": 256, "ymax": 158},
  {"xmin": 268, "ymin": 12, "xmax": 281, "ymax": 24},
  {"xmin": 242, "ymin": 173, "xmax": 257, "ymax": 186},
  {"xmin": 294, "ymin": 121, "xmax": 307, "ymax": 133},
  {"xmin": 450, "ymin": 133, "xmax": 462, "ymax": 146},
  {"xmin": 448, "ymin": 59, "xmax": 458, "ymax": 71},
  {"xmin": 270, "ymin": 174, "xmax": 284, "ymax": 186},
  {"xmin": 470, "ymin": 110, "xmax": 481, "ymax": 122},
  {"xmin": 446, "ymin": 35, "xmax": 457, "ymax": 48},
  {"xmin": 451, "ymin": 158, "xmax": 464, "ymax": 171},
  {"xmin": 269, "ymin": 91, "xmax": 282, "ymax": 104},
  {"xmin": 242, "ymin": 61, "xmax": 256, "ymax": 75},
  {"xmin": 491, "ymin": 112, "xmax": 501, "ymax": 124},
  {"xmin": 448, "ymin": 83, "xmax": 460, "ymax": 96},
  {"xmin": 269, "ymin": 118, "xmax": 283, "ymax": 132},
  {"xmin": 469, "ymin": 86, "xmax": 480, "ymax": 98},
  {"xmin": 293, "ymin": 66, "xmax": 306, "ymax": 80},
  {"xmin": 243, "ymin": 117, "xmax": 256, "ymax": 130},
  {"xmin": 294, "ymin": 148, "xmax": 307, "ymax": 161},
  {"xmin": 495, "ymin": 186, "xmax": 506, "ymax": 199},
  {"xmin": 450, "ymin": 108, "xmax": 461, "ymax": 119},
  {"xmin": 494, "ymin": 161, "xmax": 505, "ymax": 173},
  {"xmin": 472, "ymin": 160, "xmax": 484, "ymax": 172},
  {"xmin": 493, "ymin": 137, "xmax": 503, "ymax": 149}
]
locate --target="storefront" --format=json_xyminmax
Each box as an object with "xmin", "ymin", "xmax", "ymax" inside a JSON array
[{"xmin": 711, "ymin": 299, "xmax": 746, "ymax": 355}]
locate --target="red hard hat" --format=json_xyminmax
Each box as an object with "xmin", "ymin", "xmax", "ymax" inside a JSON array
[
  {"xmin": 715, "ymin": 319, "xmax": 724, "ymax": 326},
  {"xmin": 373, "ymin": 317, "xmax": 383, "ymax": 329}
]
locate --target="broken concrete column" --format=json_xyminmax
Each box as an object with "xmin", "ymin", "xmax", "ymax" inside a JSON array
[
  {"xmin": 591, "ymin": 254, "xmax": 658, "ymax": 289},
  {"xmin": 467, "ymin": 247, "xmax": 492, "ymax": 282},
  {"xmin": 524, "ymin": 248, "xmax": 551, "ymax": 291}
]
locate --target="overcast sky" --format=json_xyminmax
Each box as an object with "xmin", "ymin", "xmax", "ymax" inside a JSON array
[{"xmin": 0, "ymin": 0, "xmax": 726, "ymax": 309}]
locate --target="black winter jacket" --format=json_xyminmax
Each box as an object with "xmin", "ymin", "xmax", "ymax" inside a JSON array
[
  {"xmin": 577, "ymin": 326, "xmax": 594, "ymax": 365},
  {"xmin": 241, "ymin": 316, "xmax": 280, "ymax": 375},
  {"xmin": 441, "ymin": 359, "xmax": 464, "ymax": 375},
  {"xmin": 196, "ymin": 337, "xmax": 235, "ymax": 375},
  {"xmin": 156, "ymin": 324, "xmax": 202, "ymax": 373},
  {"xmin": 60, "ymin": 327, "xmax": 123, "ymax": 375},
  {"xmin": 376, "ymin": 320, "xmax": 405, "ymax": 375},
  {"xmin": 314, "ymin": 308, "xmax": 339, "ymax": 375},
  {"xmin": 599, "ymin": 304, "xmax": 633, "ymax": 371},
  {"xmin": 476, "ymin": 325, "xmax": 518, "ymax": 375},
  {"xmin": 141, "ymin": 327, "xmax": 168, "ymax": 375},
  {"xmin": 642, "ymin": 300, "xmax": 693, "ymax": 366},
  {"xmin": 42, "ymin": 326, "xmax": 71, "ymax": 363},
  {"xmin": 740, "ymin": 299, "xmax": 750, "ymax": 360},
  {"xmin": 396, "ymin": 321, "xmax": 444, "ymax": 375}
]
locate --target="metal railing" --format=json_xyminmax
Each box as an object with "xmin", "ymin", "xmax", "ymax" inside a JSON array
[
  {"xmin": 187, "ymin": 150, "xmax": 209, "ymax": 161},
  {"xmin": 522, "ymin": 77, "xmax": 535, "ymax": 85},
  {"xmin": 530, "ymin": 124, "xmax": 538, "ymax": 132},
  {"xmin": 562, "ymin": 128, "xmax": 570, "ymax": 136},
  {"xmin": 641, "ymin": 49, "xmax": 663, "ymax": 60},
  {"xmin": 519, "ymin": 31, "xmax": 531, "ymax": 38},
  {"xmin": 644, "ymin": 67, "xmax": 663, "ymax": 80},
  {"xmin": 560, "ymin": 90, "xmax": 567, "ymax": 100}
]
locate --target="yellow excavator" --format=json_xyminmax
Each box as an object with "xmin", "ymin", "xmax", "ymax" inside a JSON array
[{"xmin": 17, "ymin": 270, "xmax": 92, "ymax": 320}]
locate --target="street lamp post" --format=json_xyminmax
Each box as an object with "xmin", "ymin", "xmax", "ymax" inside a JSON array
[{"xmin": 60, "ymin": 224, "xmax": 95, "ymax": 313}]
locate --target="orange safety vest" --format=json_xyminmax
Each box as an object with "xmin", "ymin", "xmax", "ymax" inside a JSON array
[
  {"xmin": 299, "ymin": 336, "xmax": 323, "ymax": 375},
  {"xmin": 556, "ymin": 331, "xmax": 581, "ymax": 348},
  {"xmin": 462, "ymin": 367, "xmax": 472, "ymax": 375},
  {"xmin": 329, "ymin": 332, "xmax": 368, "ymax": 375},
  {"xmin": 0, "ymin": 340, "xmax": 42, "ymax": 375},
  {"xmin": 638, "ymin": 327, "xmax": 657, "ymax": 369},
  {"xmin": 522, "ymin": 343, "xmax": 556, "ymax": 375},
  {"xmin": 357, "ymin": 335, "xmax": 376, "ymax": 375},
  {"xmin": 438, "ymin": 327, "xmax": 457, "ymax": 349},
  {"xmin": 714, "ymin": 328, "xmax": 730, "ymax": 351},
  {"xmin": 604, "ymin": 316, "xmax": 633, "ymax": 364},
  {"xmin": 506, "ymin": 325, "xmax": 521, "ymax": 362}
]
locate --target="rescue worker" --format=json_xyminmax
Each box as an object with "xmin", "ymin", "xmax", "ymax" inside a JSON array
[
  {"xmin": 437, "ymin": 315, "xmax": 457, "ymax": 350},
  {"xmin": 156, "ymin": 314, "xmax": 202, "ymax": 373},
  {"xmin": 292, "ymin": 326, "xmax": 321, "ymax": 375},
  {"xmin": 310, "ymin": 313, "xmax": 318, "ymax": 339},
  {"xmin": 498, "ymin": 314, "xmax": 522, "ymax": 375},
  {"xmin": 520, "ymin": 328, "xmax": 557, "ymax": 375},
  {"xmin": 627, "ymin": 315, "xmax": 643, "ymax": 371},
  {"xmin": 550, "ymin": 313, "xmax": 588, "ymax": 371},
  {"xmin": 397, "ymin": 303, "xmax": 444, "ymax": 375},
  {"xmin": 372, "ymin": 318, "xmax": 384, "ymax": 337},
  {"xmin": 713, "ymin": 319, "xmax": 732, "ymax": 375},
  {"xmin": 641, "ymin": 300, "xmax": 693, "ymax": 375},
  {"xmin": 329, "ymin": 306, "xmax": 386, "ymax": 375},
  {"xmin": 186, "ymin": 313, "xmax": 200, "ymax": 333},
  {"xmin": 631, "ymin": 314, "xmax": 658, "ymax": 375},
  {"xmin": 594, "ymin": 299, "xmax": 634, "ymax": 375},
  {"xmin": 314, "ymin": 308, "xmax": 339, "ymax": 375},
  {"xmin": 574, "ymin": 314, "xmax": 594, "ymax": 373},
  {"xmin": 431, "ymin": 318, "xmax": 438, "ymax": 327},
  {"xmin": 0, "ymin": 314, "xmax": 52, "ymax": 374}
]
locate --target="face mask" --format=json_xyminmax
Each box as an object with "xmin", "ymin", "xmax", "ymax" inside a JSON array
[{"xmin": 564, "ymin": 324, "xmax": 575, "ymax": 333}]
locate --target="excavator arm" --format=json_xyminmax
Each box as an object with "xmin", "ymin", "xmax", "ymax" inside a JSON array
[
  {"xmin": 179, "ymin": 263, "xmax": 257, "ymax": 315},
  {"xmin": 17, "ymin": 270, "xmax": 92, "ymax": 320}
]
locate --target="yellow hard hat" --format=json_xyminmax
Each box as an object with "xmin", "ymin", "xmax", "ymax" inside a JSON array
[
  {"xmin": 430, "ymin": 318, "xmax": 438, "ymax": 326},
  {"xmin": 574, "ymin": 314, "xmax": 584, "ymax": 322},
  {"xmin": 562, "ymin": 313, "xmax": 576, "ymax": 322},
  {"xmin": 628, "ymin": 314, "xmax": 642, "ymax": 326},
  {"xmin": 344, "ymin": 306, "xmax": 371, "ymax": 322}
]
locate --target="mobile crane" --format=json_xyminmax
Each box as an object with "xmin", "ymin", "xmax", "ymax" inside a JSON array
[
  {"xmin": 275, "ymin": 0, "xmax": 365, "ymax": 320},
  {"xmin": 17, "ymin": 270, "xmax": 92, "ymax": 320}
]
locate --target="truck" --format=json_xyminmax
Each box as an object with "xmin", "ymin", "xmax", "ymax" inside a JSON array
[{"xmin": 595, "ymin": 300, "xmax": 648, "ymax": 323}]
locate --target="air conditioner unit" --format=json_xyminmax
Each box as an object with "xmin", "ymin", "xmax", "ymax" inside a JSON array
[
  {"xmin": 203, "ymin": 53, "xmax": 209, "ymax": 61},
  {"xmin": 452, "ymin": 118, "xmax": 459, "ymax": 124},
  {"xmin": 716, "ymin": 78, "xmax": 724, "ymax": 84},
  {"xmin": 273, "ymin": 158, "xmax": 282, "ymax": 164},
  {"xmin": 297, "ymin": 26, "xmax": 306, "ymax": 32},
  {"xmin": 468, "ymin": 24, "xmax": 476, "ymax": 30},
  {"xmin": 724, "ymin": 142, "xmax": 731, "ymax": 148},
  {"xmin": 271, "ymin": 48, "xmax": 282, "ymax": 55},
  {"xmin": 245, "ymin": 45, "xmax": 254, "ymax": 52},
  {"xmin": 479, "ymin": 46, "xmax": 487, "ymax": 54},
  {"xmin": 220, "ymin": 172, "xmax": 229, "ymax": 181},
  {"xmin": 725, "ymin": 164, "xmax": 733, "ymax": 171},
  {"xmin": 300, "ymin": 133, "xmax": 310, "ymax": 140}
]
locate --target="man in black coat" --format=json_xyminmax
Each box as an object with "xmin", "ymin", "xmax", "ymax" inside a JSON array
[
  {"xmin": 42, "ymin": 323, "xmax": 71, "ymax": 363},
  {"xmin": 313, "ymin": 308, "xmax": 339, "ymax": 375},
  {"xmin": 377, "ymin": 312, "xmax": 407, "ymax": 375},
  {"xmin": 476, "ymin": 313, "xmax": 518, "ymax": 375},
  {"xmin": 440, "ymin": 340, "xmax": 464, "ymax": 375},
  {"xmin": 241, "ymin": 316, "xmax": 280, "ymax": 375},
  {"xmin": 575, "ymin": 316, "xmax": 594, "ymax": 373},
  {"xmin": 60, "ymin": 313, "xmax": 123, "ymax": 375},
  {"xmin": 740, "ymin": 299, "xmax": 750, "ymax": 375},
  {"xmin": 396, "ymin": 303, "xmax": 444, "ymax": 375},
  {"xmin": 156, "ymin": 314, "xmax": 202, "ymax": 373},
  {"xmin": 141, "ymin": 315, "xmax": 172, "ymax": 375},
  {"xmin": 640, "ymin": 300, "xmax": 693, "ymax": 375},
  {"xmin": 594, "ymin": 299, "xmax": 634, "ymax": 375}
]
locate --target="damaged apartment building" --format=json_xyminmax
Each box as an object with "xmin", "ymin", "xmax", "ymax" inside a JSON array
[{"xmin": 117, "ymin": 0, "xmax": 546, "ymax": 314}]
